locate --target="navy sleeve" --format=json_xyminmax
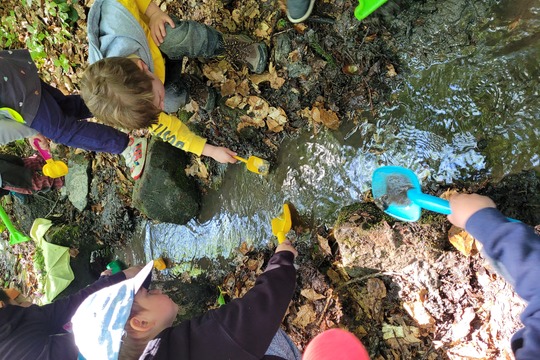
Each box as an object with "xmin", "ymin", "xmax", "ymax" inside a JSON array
[
  {"xmin": 466, "ymin": 208, "xmax": 540, "ymax": 359},
  {"xmin": 207, "ymin": 250, "xmax": 297, "ymax": 358},
  {"xmin": 43, "ymin": 272, "xmax": 127, "ymax": 330}
]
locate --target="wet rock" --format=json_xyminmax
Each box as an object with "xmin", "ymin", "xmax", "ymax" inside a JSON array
[
  {"xmin": 333, "ymin": 203, "xmax": 446, "ymax": 277},
  {"xmin": 65, "ymin": 154, "xmax": 90, "ymax": 212},
  {"xmin": 132, "ymin": 139, "xmax": 201, "ymax": 225},
  {"xmin": 274, "ymin": 33, "xmax": 292, "ymax": 68}
]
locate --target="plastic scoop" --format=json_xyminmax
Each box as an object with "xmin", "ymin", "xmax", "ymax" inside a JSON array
[
  {"xmin": 354, "ymin": 0, "xmax": 388, "ymax": 21},
  {"xmin": 0, "ymin": 203, "xmax": 30, "ymax": 245},
  {"xmin": 371, "ymin": 166, "xmax": 519, "ymax": 222},
  {"xmin": 33, "ymin": 139, "xmax": 68, "ymax": 179},
  {"xmin": 234, "ymin": 155, "xmax": 270, "ymax": 176},
  {"xmin": 271, "ymin": 203, "xmax": 292, "ymax": 244}
]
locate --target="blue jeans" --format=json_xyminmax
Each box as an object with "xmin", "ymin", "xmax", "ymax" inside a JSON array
[
  {"xmin": 30, "ymin": 81, "xmax": 129, "ymax": 154},
  {"xmin": 159, "ymin": 17, "xmax": 224, "ymax": 113},
  {"xmin": 265, "ymin": 329, "xmax": 302, "ymax": 360}
]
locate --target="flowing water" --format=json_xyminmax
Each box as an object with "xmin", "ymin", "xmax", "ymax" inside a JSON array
[{"xmin": 126, "ymin": 0, "xmax": 539, "ymax": 270}]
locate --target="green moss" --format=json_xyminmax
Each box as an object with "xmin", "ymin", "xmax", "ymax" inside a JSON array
[
  {"xmin": 33, "ymin": 247, "xmax": 46, "ymax": 275},
  {"xmin": 44, "ymin": 224, "xmax": 80, "ymax": 247}
]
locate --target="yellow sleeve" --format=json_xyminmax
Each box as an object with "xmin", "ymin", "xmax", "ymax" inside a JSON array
[
  {"xmin": 134, "ymin": 0, "xmax": 151, "ymax": 14},
  {"xmin": 150, "ymin": 113, "xmax": 207, "ymax": 156}
]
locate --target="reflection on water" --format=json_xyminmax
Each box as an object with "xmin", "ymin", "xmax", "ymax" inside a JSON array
[{"xmin": 137, "ymin": 0, "xmax": 539, "ymax": 266}]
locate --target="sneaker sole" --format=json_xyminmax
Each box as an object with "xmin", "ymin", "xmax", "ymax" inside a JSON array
[
  {"xmin": 132, "ymin": 139, "xmax": 148, "ymax": 180},
  {"xmin": 287, "ymin": 0, "xmax": 316, "ymax": 23}
]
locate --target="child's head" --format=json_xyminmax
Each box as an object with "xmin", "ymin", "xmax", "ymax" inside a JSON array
[
  {"xmin": 72, "ymin": 262, "xmax": 178, "ymax": 360},
  {"xmin": 80, "ymin": 57, "xmax": 164, "ymax": 130}
]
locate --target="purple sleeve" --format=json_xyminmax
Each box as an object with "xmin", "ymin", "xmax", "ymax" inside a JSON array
[
  {"xmin": 44, "ymin": 272, "xmax": 127, "ymax": 329},
  {"xmin": 466, "ymin": 208, "xmax": 540, "ymax": 358}
]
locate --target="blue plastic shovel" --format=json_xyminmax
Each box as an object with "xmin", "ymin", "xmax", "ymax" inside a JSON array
[{"xmin": 371, "ymin": 166, "xmax": 519, "ymax": 222}]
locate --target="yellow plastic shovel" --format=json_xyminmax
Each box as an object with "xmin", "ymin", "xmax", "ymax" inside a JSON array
[
  {"xmin": 271, "ymin": 203, "xmax": 292, "ymax": 244},
  {"xmin": 33, "ymin": 139, "xmax": 68, "ymax": 179},
  {"xmin": 234, "ymin": 155, "xmax": 270, "ymax": 176}
]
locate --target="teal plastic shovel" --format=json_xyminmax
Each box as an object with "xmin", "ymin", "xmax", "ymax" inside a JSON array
[{"xmin": 371, "ymin": 166, "xmax": 519, "ymax": 222}]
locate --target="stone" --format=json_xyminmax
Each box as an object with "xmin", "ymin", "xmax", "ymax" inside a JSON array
[
  {"xmin": 132, "ymin": 138, "xmax": 201, "ymax": 224},
  {"xmin": 65, "ymin": 154, "xmax": 90, "ymax": 211}
]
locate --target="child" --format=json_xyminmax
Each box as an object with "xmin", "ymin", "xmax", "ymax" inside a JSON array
[
  {"xmin": 447, "ymin": 193, "xmax": 540, "ymax": 359},
  {"xmin": 0, "ymin": 152, "xmax": 64, "ymax": 196},
  {"xmin": 80, "ymin": 0, "xmax": 268, "ymax": 164},
  {"xmin": 72, "ymin": 240, "xmax": 301, "ymax": 360},
  {"xmin": 0, "ymin": 266, "xmax": 143, "ymax": 360},
  {"xmin": 0, "ymin": 49, "xmax": 147, "ymax": 179}
]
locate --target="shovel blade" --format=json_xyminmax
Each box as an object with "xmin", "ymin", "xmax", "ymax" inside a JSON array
[
  {"xmin": 272, "ymin": 204, "xmax": 292, "ymax": 243},
  {"xmin": 43, "ymin": 160, "xmax": 68, "ymax": 178},
  {"xmin": 246, "ymin": 156, "xmax": 269, "ymax": 176},
  {"xmin": 371, "ymin": 166, "xmax": 422, "ymax": 222}
]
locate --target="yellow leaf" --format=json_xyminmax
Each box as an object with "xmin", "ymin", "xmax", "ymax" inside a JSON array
[
  {"xmin": 301, "ymin": 288, "xmax": 326, "ymax": 301},
  {"xmin": 448, "ymin": 226, "xmax": 479, "ymax": 256},
  {"xmin": 292, "ymin": 304, "xmax": 317, "ymax": 328}
]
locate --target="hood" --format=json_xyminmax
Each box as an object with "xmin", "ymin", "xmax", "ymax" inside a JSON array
[{"xmin": 87, "ymin": 0, "xmax": 154, "ymax": 71}]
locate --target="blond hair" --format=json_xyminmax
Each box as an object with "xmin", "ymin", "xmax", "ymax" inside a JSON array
[
  {"xmin": 80, "ymin": 57, "xmax": 161, "ymax": 130},
  {"xmin": 118, "ymin": 301, "xmax": 157, "ymax": 360}
]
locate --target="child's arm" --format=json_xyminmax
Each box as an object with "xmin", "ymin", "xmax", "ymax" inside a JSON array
[
  {"xmin": 204, "ymin": 241, "xmax": 297, "ymax": 358},
  {"xmin": 449, "ymin": 193, "xmax": 540, "ymax": 357},
  {"xmin": 0, "ymin": 115, "xmax": 38, "ymax": 145},
  {"xmin": 144, "ymin": 1, "xmax": 174, "ymax": 45},
  {"xmin": 151, "ymin": 113, "xmax": 237, "ymax": 163}
]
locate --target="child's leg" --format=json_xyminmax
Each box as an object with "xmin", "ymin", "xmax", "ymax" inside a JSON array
[
  {"xmin": 30, "ymin": 82, "xmax": 129, "ymax": 154},
  {"xmin": 159, "ymin": 18, "xmax": 224, "ymax": 59},
  {"xmin": 264, "ymin": 329, "xmax": 302, "ymax": 360}
]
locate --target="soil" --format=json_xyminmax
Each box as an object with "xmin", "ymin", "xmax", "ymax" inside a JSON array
[{"xmin": 1, "ymin": 0, "xmax": 539, "ymax": 359}]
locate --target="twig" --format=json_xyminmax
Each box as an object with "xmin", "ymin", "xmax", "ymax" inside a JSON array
[
  {"xmin": 44, "ymin": 196, "xmax": 61, "ymax": 218},
  {"xmin": 316, "ymin": 289, "xmax": 333, "ymax": 326},
  {"xmin": 336, "ymin": 271, "xmax": 402, "ymax": 291}
]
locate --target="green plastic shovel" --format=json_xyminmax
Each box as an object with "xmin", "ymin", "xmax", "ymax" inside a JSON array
[
  {"xmin": 0, "ymin": 203, "xmax": 30, "ymax": 245},
  {"xmin": 354, "ymin": 0, "xmax": 388, "ymax": 21}
]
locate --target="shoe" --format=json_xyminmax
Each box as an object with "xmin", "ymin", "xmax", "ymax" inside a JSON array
[
  {"xmin": 222, "ymin": 34, "xmax": 268, "ymax": 74},
  {"xmin": 287, "ymin": 0, "xmax": 316, "ymax": 23},
  {"xmin": 121, "ymin": 136, "xmax": 147, "ymax": 180},
  {"xmin": 179, "ymin": 74, "xmax": 218, "ymax": 112}
]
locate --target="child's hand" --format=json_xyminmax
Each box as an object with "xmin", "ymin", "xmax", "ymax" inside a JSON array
[
  {"xmin": 202, "ymin": 144, "xmax": 238, "ymax": 164},
  {"xmin": 123, "ymin": 265, "xmax": 144, "ymax": 279},
  {"xmin": 29, "ymin": 133, "xmax": 49, "ymax": 151},
  {"xmin": 276, "ymin": 240, "xmax": 298, "ymax": 258},
  {"xmin": 448, "ymin": 193, "xmax": 496, "ymax": 229},
  {"xmin": 146, "ymin": 3, "xmax": 175, "ymax": 45}
]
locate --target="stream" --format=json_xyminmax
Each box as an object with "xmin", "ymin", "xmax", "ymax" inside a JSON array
[{"xmin": 123, "ymin": 0, "xmax": 539, "ymax": 272}]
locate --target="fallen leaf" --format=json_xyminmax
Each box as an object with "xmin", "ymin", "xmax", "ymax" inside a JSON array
[
  {"xmin": 403, "ymin": 300, "xmax": 435, "ymax": 328},
  {"xmin": 225, "ymin": 95, "xmax": 245, "ymax": 109},
  {"xmin": 292, "ymin": 303, "xmax": 317, "ymax": 328},
  {"xmin": 185, "ymin": 158, "xmax": 209, "ymax": 179},
  {"xmin": 221, "ymin": 79, "xmax": 237, "ymax": 96},
  {"xmin": 451, "ymin": 307, "xmax": 476, "ymax": 342},
  {"xmin": 386, "ymin": 64, "xmax": 397, "ymax": 77},
  {"xmin": 301, "ymin": 288, "xmax": 326, "ymax": 301},
  {"xmin": 250, "ymin": 63, "xmax": 285, "ymax": 89},
  {"xmin": 448, "ymin": 226, "xmax": 480, "ymax": 256},
  {"xmin": 254, "ymin": 21, "xmax": 271, "ymax": 38},
  {"xmin": 266, "ymin": 107, "xmax": 288, "ymax": 132}
]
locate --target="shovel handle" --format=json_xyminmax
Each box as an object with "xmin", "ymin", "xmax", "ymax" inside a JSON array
[
  {"xmin": 33, "ymin": 138, "xmax": 52, "ymax": 161},
  {"xmin": 233, "ymin": 156, "xmax": 248, "ymax": 164},
  {"xmin": 408, "ymin": 189, "xmax": 520, "ymax": 223}
]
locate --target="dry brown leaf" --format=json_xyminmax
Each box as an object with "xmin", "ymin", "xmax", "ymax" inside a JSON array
[
  {"xmin": 250, "ymin": 63, "xmax": 285, "ymax": 89},
  {"xmin": 309, "ymin": 104, "xmax": 340, "ymax": 130},
  {"xmin": 403, "ymin": 300, "xmax": 435, "ymax": 328},
  {"xmin": 386, "ymin": 64, "xmax": 397, "ymax": 77},
  {"xmin": 288, "ymin": 50, "xmax": 301, "ymax": 62},
  {"xmin": 266, "ymin": 107, "xmax": 288, "ymax": 132},
  {"xmin": 69, "ymin": 248, "xmax": 79, "ymax": 258},
  {"xmin": 254, "ymin": 21, "xmax": 271, "ymax": 38},
  {"xmin": 300, "ymin": 288, "xmax": 326, "ymax": 301},
  {"xmin": 448, "ymin": 225, "xmax": 480, "ymax": 256},
  {"xmin": 237, "ymin": 79, "xmax": 250, "ymax": 96},
  {"xmin": 225, "ymin": 95, "xmax": 244, "ymax": 109},
  {"xmin": 451, "ymin": 307, "xmax": 476, "ymax": 343},
  {"xmin": 508, "ymin": 18, "xmax": 521, "ymax": 31},
  {"xmin": 237, "ymin": 115, "xmax": 265, "ymax": 132},
  {"xmin": 293, "ymin": 23, "xmax": 308, "ymax": 34},
  {"xmin": 292, "ymin": 304, "xmax": 317, "ymax": 328},
  {"xmin": 202, "ymin": 61, "xmax": 228, "ymax": 82},
  {"xmin": 248, "ymin": 96, "xmax": 270, "ymax": 119},
  {"xmin": 221, "ymin": 79, "xmax": 237, "ymax": 97},
  {"xmin": 185, "ymin": 158, "xmax": 209, "ymax": 179}
]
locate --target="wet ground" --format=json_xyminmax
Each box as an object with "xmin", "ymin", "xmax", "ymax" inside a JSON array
[{"xmin": 1, "ymin": 0, "xmax": 539, "ymax": 358}]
